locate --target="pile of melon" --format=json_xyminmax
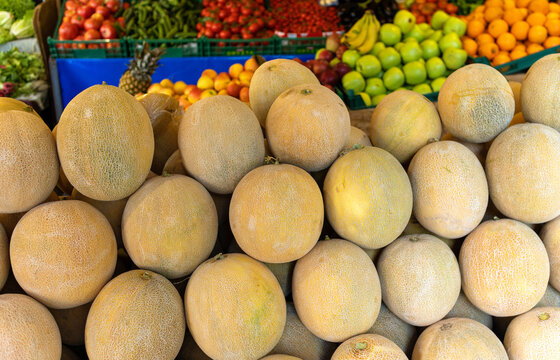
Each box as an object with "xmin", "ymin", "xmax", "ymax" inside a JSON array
[{"xmin": 1, "ymin": 55, "xmax": 559, "ymax": 360}]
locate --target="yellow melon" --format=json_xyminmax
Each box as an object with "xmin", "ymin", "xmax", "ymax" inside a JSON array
[
  {"xmin": 49, "ymin": 302, "xmax": 91, "ymax": 346},
  {"xmin": 293, "ymin": 239, "xmax": 381, "ymax": 342},
  {"xmin": 438, "ymin": 63, "xmax": 514, "ymax": 143},
  {"xmin": 521, "ymin": 54, "xmax": 560, "ymax": 131},
  {"xmin": 85, "ymin": 270, "xmax": 185, "ymax": 359},
  {"xmin": 504, "ymin": 307, "xmax": 560, "ymax": 360},
  {"xmin": 445, "ymin": 292, "xmax": 493, "ymax": 329},
  {"xmin": 122, "ymin": 175, "xmax": 218, "ymax": 279},
  {"xmin": 10, "ymin": 200, "xmax": 117, "ymax": 309},
  {"xmin": 400, "ymin": 216, "xmax": 460, "ymax": 254},
  {"xmin": 460, "ymin": 219, "xmax": 550, "ymax": 317},
  {"xmin": 266, "ymin": 83, "xmax": 350, "ymax": 172},
  {"xmin": 323, "ymin": 146, "xmax": 412, "ymax": 249},
  {"xmin": 261, "ymin": 356, "xmax": 302, "ymax": 360},
  {"xmin": 440, "ymin": 134, "xmax": 489, "ymax": 165},
  {"xmin": 163, "ymin": 149, "xmax": 187, "ymax": 175},
  {"xmin": 230, "ymin": 163, "xmax": 323, "ymax": 263},
  {"xmin": 0, "ymin": 97, "xmax": 40, "ymax": 116},
  {"xmin": 408, "ymin": 140, "xmax": 488, "ymax": 239},
  {"xmin": 271, "ymin": 302, "xmax": 338, "ymax": 360},
  {"xmin": 369, "ymin": 303, "xmax": 417, "ymax": 356},
  {"xmin": 540, "ymin": 215, "xmax": 560, "ymax": 292},
  {"xmin": 370, "ymin": 89, "xmax": 442, "ymax": 162},
  {"xmin": 378, "ymin": 234, "xmax": 461, "ymax": 326},
  {"xmin": 0, "ymin": 294, "xmax": 61, "ymax": 359},
  {"xmin": 486, "ymin": 123, "xmax": 560, "ymax": 224},
  {"xmin": 178, "ymin": 95, "xmax": 265, "ymax": 194},
  {"xmin": 331, "ymin": 334, "xmax": 408, "ymax": 360},
  {"xmin": 57, "ymin": 84, "xmax": 154, "ymax": 201},
  {"xmin": 412, "ymin": 317, "xmax": 507, "ymax": 360},
  {"xmin": 249, "ymin": 59, "xmax": 320, "ymax": 127},
  {"xmin": 0, "ymin": 224, "xmax": 7, "ymax": 291},
  {"xmin": 508, "ymin": 80, "xmax": 522, "ymax": 114},
  {"xmin": 0, "ymin": 110, "xmax": 58, "ymax": 213},
  {"xmin": 345, "ymin": 126, "xmax": 372, "ymax": 150}
]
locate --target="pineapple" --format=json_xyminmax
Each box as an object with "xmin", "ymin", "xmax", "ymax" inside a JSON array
[{"xmin": 119, "ymin": 43, "xmax": 165, "ymax": 95}]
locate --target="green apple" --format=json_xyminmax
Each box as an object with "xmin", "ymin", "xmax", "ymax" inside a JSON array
[
  {"xmin": 420, "ymin": 39, "xmax": 441, "ymax": 60},
  {"xmin": 405, "ymin": 25, "xmax": 426, "ymax": 42},
  {"xmin": 400, "ymin": 42, "xmax": 422, "ymax": 63},
  {"xmin": 379, "ymin": 23, "xmax": 402, "ymax": 46},
  {"xmin": 429, "ymin": 30, "xmax": 443, "ymax": 42},
  {"xmin": 365, "ymin": 77, "xmax": 387, "ymax": 97},
  {"xmin": 394, "ymin": 10, "xmax": 416, "ymax": 35},
  {"xmin": 371, "ymin": 42, "xmax": 386, "ymax": 56},
  {"xmin": 418, "ymin": 23, "xmax": 431, "ymax": 32},
  {"xmin": 438, "ymin": 32, "xmax": 462, "ymax": 52},
  {"xmin": 413, "ymin": 83, "xmax": 433, "ymax": 94},
  {"xmin": 394, "ymin": 42, "xmax": 406, "ymax": 52},
  {"xmin": 330, "ymin": 58, "xmax": 340, "ymax": 67},
  {"xmin": 403, "ymin": 61, "xmax": 427, "ymax": 85},
  {"xmin": 383, "ymin": 67, "xmax": 405, "ymax": 90},
  {"xmin": 356, "ymin": 55, "xmax": 382, "ymax": 78},
  {"xmin": 422, "ymin": 27, "xmax": 435, "ymax": 39},
  {"xmin": 342, "ymin": 49, "xmax": 361, "ymax": 69},
  {"xmin": 358, "ymin": 92, "xmax": 372, "ymax": 107},
  {"xmin": 431, "ymin": 10, "xmax": 450, "ymax": 30},
  {"xmin": 404, "ymin": 37, "xmax": 418, "ymax": 43},
  {"xmin": 342, "ymin": 71, "xmax": 366, "ymax": 93},
  {"xmin": 443, "ymin": 48, "xmax": 468, "ymax": 70},
  {"xmin": 372, "ymin": 94, "xmax": 387, "ymax": 106},
  {"xmin": 443, "ymin": 17, "xmax": 467, "ymax": 37},
  {"xmin": 378, "ymin": 47, "xmax": 402, "ymax": 70},
  {"xmin": 426, "ymin": 57, "xmax": 446, "ymax": 79},
  {"xmin": 431, "ymin": 76, "xmax": 447, "ymax": 92}
]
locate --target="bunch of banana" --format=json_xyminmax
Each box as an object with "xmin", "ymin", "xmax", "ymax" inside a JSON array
[{"xmin": 341, "ymin": 11, "xmax": 381, "ymax": 55}]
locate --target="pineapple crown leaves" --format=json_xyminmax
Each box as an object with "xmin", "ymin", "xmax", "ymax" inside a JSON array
[{"xmin": 127, "ymin": 43, "xmax": 166, "ymax": 80}]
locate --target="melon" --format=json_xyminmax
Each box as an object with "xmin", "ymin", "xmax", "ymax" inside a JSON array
[
  {"xmin": 486, "ymin": 123, "xmax": 560, "ymax": 224},
  {"xmin": 445, "ymin": 292, "xmax": 493, "ymax": 329},
  {"xmin": 85, "ymin": 270, "xmax": 185, "ymax": 360},
  {"xmin": 57, "ymin": 84, "xmax": 154, "ymax": 201},
  {"xmin": 185, "ymin": 253, "xmax": 286, "ymax": 360},
  {"xmin": 331, "ymin": 334, "xmax": 408, "ymax": 360},
  {"xmin": 0, "ymin": 294, "xmax": 61, "ymax": 360},
  {"xmin": 122, "ymin": 175, "xmax": 218, "ymax": 279},
  {"xmin": 249, "ymin": 59, "xmax": 320, "ymax": 127},
  {"xmin": 49, "ymin": 302, "xmax": 91, "ymax": 346},
  {"xmin": 0, "ymin": 97, "xmax": 40, "ymax": 116},
  {"xmin": 370, "ymin": 89, "xmax": 442, "ymax": 162},
  {"xmin": 163, "ymin": 149, "xmax": 187, "ymax": 175},
  {"xmin": 345, "ymin": 126, "xmax": 372, "ymax": 150},
  {"xmin": 178, "ymin": 95, "xmax": 265, "ymax": 194},
  {"xmin": 437, "ymin": 63, "xmax": 514, "ymax": 143},
  {"xmin": 323, "ymin": 146, "xmax": 412, "ymax": 249},
  {"xmin": 261, "ymin": 356, "xmax": 302, "ymax": 360},
  {"xmin": 459, "ymin": 219, "xmax": 550, "ymax": 317},
  {"xmin": 509, "ymin": 80, "xmax": 522, "ymax": 114},
  {"xmin": 230, "ymin": 163, "xmax": 323, "ymax": 263},
  {"xmin": 0, "ymin": 110, "xmax": 59, "ymax": 213},
  {"xmin": 138, "ymin": 93, "xmax": 183, "ymax": 174},
  {"xmin": 61, "ymin": 346, "xmax": 81, "ymax": 360},
  {"xmin": 271, "ymin": 302, "xmax": 338, "ymax": 360},
  {"xmin": 504, "ymin": 307, "xmax": 560, "ymax": 360},
  {"xmin": 521, "ymin": 54, "xmax": 560, "ymax": 131},
  {"xmin": 10, "ymin": 200, "xmax": 117, "ymax": 309},
  {"xmin": 369, "ymin": 303, "xmax": 417, "ymax": 356},
  {"xmin": 439, "ymin": 134, "xmax": 488, "ymax": 165},
  {"xmin": 292, "ymin": 239, "xmax": 381, "ymax": 342},
  {"xmin": 377, "ymin": 234, "xmax": 461, "ymax": 327},
  {"xmin": 266, "ymin": 83, "xmax": 350, "ymax": 172},
  {"xmin": 400, "ymin": 216, "xmax": 461, "ymax": 254},
  {"xmin": 411, "ymin": 317, "xmax": 507, "ymax": 360},
  {"xmin": 540, "ymin": 215, "xmax": 560, "ymax": 292},
  {"xmin": 408, "ymin": 140, "xmax": 488, "ymax": 239},
  {"xmin": 0, "ymin": 224, "xmax": 7, "ymax": 291}
]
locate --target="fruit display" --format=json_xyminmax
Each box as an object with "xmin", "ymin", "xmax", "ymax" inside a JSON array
[
  {"xmin": 462, "ymin": 0, "xmax": 560, "ymax": 66},
  {"xmin": 270, "ymin": 0, "xmax": 343, "ymax": 36},
  {"xmin": 402, "ymin": 0, "xmax": 459, "ymax": 24},
  {"xmin": 58, "ymin": 0, "xmax": 125, "ymax": 42}
]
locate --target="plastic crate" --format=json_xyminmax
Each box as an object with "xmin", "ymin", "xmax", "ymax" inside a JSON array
[
  {"xmin": 201, "ymin": 36, "xmax": 277, "ymax": 57},
  {"xmin": 127, "ymin": 38, "xmax": 202, "ymax": 58},
  {"xmin": 474, "ymin": 44, "xmax": 560, "ymax": 75},
  {"xmin": 276, "ymin": 36, "xmax": 327, "ymax": 55}
]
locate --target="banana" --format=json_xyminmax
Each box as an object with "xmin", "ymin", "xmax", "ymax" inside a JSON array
[
  {"xmin": 347, "ymin": 14, "xmax": 371, "ymax": 50},
  {"xmin": 342, "ymin": 13, "xmax": 368, "ymax": 47},
  {"xmin": 357, "ymin": 14, "xmax": 380, "ymax": 54}
]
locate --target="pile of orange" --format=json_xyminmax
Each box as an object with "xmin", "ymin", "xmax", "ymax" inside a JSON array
[{"xmin": 462, "ymin": 0, "xmax": 560, "ymax": 66}]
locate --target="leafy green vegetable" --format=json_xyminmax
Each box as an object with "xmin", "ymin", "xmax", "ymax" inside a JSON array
[
  {"xmin": 0, "ymin": 0, "xmax": 35, "ymax": 20},
  {"xmin": 0, "ymin": 47, "xmax": 45, "ymax": 97},
  {"xmin": 0, "ymin": 11, "xmax": 13, "ymax": 29},
  {"xmin": 9, "ymin": 10, "xmax": 33, "ymax": 39},
  {"xmin": 0, "ymin": 27, "xmax": 13, "ymax": 44}
]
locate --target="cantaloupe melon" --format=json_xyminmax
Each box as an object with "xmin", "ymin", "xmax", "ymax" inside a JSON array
[
  {"xmin": 439, "ymin": 134, "xmax": 489, "ymax": 165},
  {"xmin": 122, "ymin": 175, "xmax": 218, "ymax": 279},
  {"xmin": 408, "ymin": 140, "xmax": 488, "ymax": 239},
  {"xmin": 292, "ymin": 239, "xmax": 381, "ymax": 342},
  {"xmin": 230, "ymin": 163, "xmax": 323, "ymax": 263},
  {"xmin": 0, "ymin": 110, "xmax": 59, "ymax": 213},
  {"xmin": 0, "ymin": 294, "xmax": 62, "ymax": 360},
  {"xmin": 369, "ymin": 303, "xmax": 417, "ymax": 356},
  {"xmin": 504, "ymin": 307, "xmax": 560, "ymax": 360},
  {"xmin": 261, "ymin": 355, "xmax": 302, "ymax": 360},
  {"xmin": 10, "ymin": 200, "xmax": 117, "ymax": 309},
  {"xmin": 249, "ymin": 59, "xmax": 320, "ymax": 127},
  {"xmin": 486, "ymin": 123, "xmax": 560, "ymax": 224},
  {"xmin": 438, "ymin": 63, "xmax": 514, "ymax": 143},
  {"xmin": 271, "ymin": 302, "xmax": 338, "ymax": 360},
  {"xmin": 400, "ymin": 216, "xmax": 461, "ymax": 254},
  {"xmin": 412, "ymin": 317, "xmax": 507, "ymax": 360},
  {"xmin": 508, "ymin": 80, "xmax": 521, "ymax": 114},
  {"xmin": 185, "ymin": 253, "xmax": 286, "ymax": 360},
  {"xmin": 378, "ymin": 234, "xmax": 461, "ymax": 327},
  {"xmin": 0, "ymin": 224, "xmax": 7, "ymax": 291},
  {"xmin": 0, "ymin": 97, "xmax": 40, "ymax": 116},
  {"xmin": 345, "ymin": 126, "xmax": 372, "ymax": 150},
  {"xmin": 445, "ymin": 292, "xmax": 493, "ymax": 329},
  {"xmin": 540, "ymin": 215, "xmax": 560, "ymax": 292},
  {"xmin": 57, "ymin": 84, "xmax": 154, "ymax": 201},
  {"xmin": 331, "ymin": 334, "xmax": 408, "ymax": 360},
  {"xmin": 86, "ymin": 270, "xmax": 185, "ymax": 360},
  {"xmin": 521, "ymin": 54, "xmax": 560, "ymax": 131},
  {"xmin": 49, "ymin": 302, "xmax": 91, "ymax": 346},
  {"xmin": 0, "ymin": 190, "xmax": 58, "ymax": 238},
  {"xmin": 370, "ymin": 89, "xmax": 442, "ymax": 163},
  {"xmin": 178, "ymin": 95, "xmax": 265, "ymax": 194},
  {"xmin": 266, "ymin": 83, "xmax": 350, "ymax": 172},
  {"xmin": 459, "ymin": 219, "xmax": 550, "ymax": 317},
  {"xmin": 323, "ymin": 146, "xmax": 412, "ymax": 249},
  {"xmin": 163, "ymin": 149, "xmax": 187, "ymax": 175}
]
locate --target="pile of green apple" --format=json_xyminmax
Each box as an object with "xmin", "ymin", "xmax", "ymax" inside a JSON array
[{"xmin": 341, "ymin": 9, "xmax": 467, "ymax": 106}]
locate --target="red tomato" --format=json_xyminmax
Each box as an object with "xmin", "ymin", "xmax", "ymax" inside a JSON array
[
  {"xmin": 211, "ymin": 22, "xmax": 223, "ymax": 33},
  {"xmin": 241, "ymin": 6, "xmax": 252, "ymax": 15},
  {"xmin": 219, "ymin": 29, "xmax": 232, "ymax": 38},
  {"xmin": 196, "ymin": 22, "xmax": 203, "ymax": 31},
  {"xmin": 218, "ymin": 9, "xmax": 228, "ymax": 19},
  {"xmin": 59, "ymin": 22, "xmax": 79, "ymax": 40},
  {"xmin": 242, "ymin": 32, "xmax": 252, "ymax": 39},
  {"xmin": 123, "ymin": 2, "xmax": 130, "ymax": 9},
  {"xmin": 239, "ymin": 15, "xmax": 249, "ymax": 25},
  {"xmin": 204, "ymin": 28, "xmax": 215, "ymax": 38},
  {"xmin": 71, "ymin": 14, "xmax": 85, "ymax": 28},
  {"xmin": 64, "ymin": 9, "xmax": 76, "ymax": 17},
  {"xmin": 84, "ymin": 28, "xmax": 101, "ymax": 40},
  {"xmin": 84, "ymin": 18, "xmax": 101, "ymax": 30},
  {"xmin": 91, "ymin": 13, "xmax": 104, "ymax": 22},
  {"xmin": 88, "ymin": 0, "xmax": 102, "ymax": 8},
  {"xmin": 105, "ymin": 0, "xmax": 120, "ymax": 13},
  {"xmin": 231, "ymin": 25, "xmax": 241, "ymax": 33},
  {"xmin": 77, "ymin": 5, "xmax": 94, "ymax": 18},
  {"xmin": 117, "ymin": 16, "xmax": 125, "ymax": 28},
  {"xmin": 65, "ymin": 1, "xmax": 79, "ymax": 11},
  {"xmin": 248, "ymin": 22, "xmax": 259, "ymax": 33},
  {"xmin": 100, "ymin": 24, "xmax": 117, "ymax": 39},
  {"xmin": 72, "ymin": 35, "xmax": 87, "ymax": 49},
  {"xmin": 95, "ymin": 6, "xmax": 111, "ymax": 18}
]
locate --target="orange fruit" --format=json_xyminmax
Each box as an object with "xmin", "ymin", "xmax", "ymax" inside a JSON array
[
  {"xmin": 513, "ymin": 43, "xmax": 527, "ymax": 51},
  {"xmin": 516, "ymin": 0, "xmax": 531, "ymax": 8},
  {"xmin": 527, "ymin": 12, "xmax": 547, "ymax": 26},
  {"xmin": 550, "ymin": 3, "xmax": 560, "ymax": 13},
  {"xmin": 548, "ymin": 12, "xmax": 560, "ymax": 20},
  {"xmin": 544, "ymin": 36, "xmax": 560, "ymax": 48},
  {"xmin": 493, "ymin": 52, "xmax": 512, "ymax": 65},
  {"xmin": 485, "ymin": 7, "xmax": 505, "ymax": 22},
  {"xmin": 160, "ymin": 79, "xmax": 174, "ymax": 89},
  {"xmin": 479, "ymin": 42, "xmax": 500, "ymax": 59},
  {"xmin": 545, "ymin": 18, "xmax": 560, "ymax": 36},
  {"xmin": 528, "ymin": 0, "xmax": 549, "ymax": 14},
  {"xmin": 511, "ymin": 21, "xmax": 530, "ymax": 39},
  {"xmin": 497, "ymin": 32, "xmax": 517, "ymax": 50},
  {"xmin": 528, "ymin": 25, "xmax": 547, "ymax": 43},
  {"xmin": 527, "ymin": 42, "xmax": 545, "ymax": 53},
  {"xmin": 463, "ymin": 37, "xmax": 479, "ymax": 56},
  {"xmin": 504, "ymin": 0, "xmax": 516, "ymax": 9},
  {"xmin": 489, "ymin": 19, "xmax": 509, "ymax": 38},
  {"xmin": 510, "ymin": 48, "xmax": 528, "ymax": 59},
  {"xmin": 477, "ymin": 32, "xmax": 495, "ymax": 45},
  {"xmin": 172, "ymin": 81, "xmax": 187, "ymax": 95},
  {"xmin": 504, "ymin": 8, "xmax": 525, "ymax": 25},
  {"xmin": 475, "ymin": 5, "xmax": 486, "ymax": 13},
  {"xmin": 468, "ymin": 20, "xmax": 486, "ymax": 38}
]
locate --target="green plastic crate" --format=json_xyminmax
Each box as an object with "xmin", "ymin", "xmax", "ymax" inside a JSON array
[
  {"xmin": 201, "ymin": 36, "xmax": 277, "ymax": 57},
  {"xmin": 474, "ymin": 44, "xmax": 560, "ymax": 75},
  {"xmin": 127, "ymin": 38, "xmax": 202, "ymax": 58},
  {"xmin": 276, "ymin": 36, "xmax": 327, "ymax": 55}
]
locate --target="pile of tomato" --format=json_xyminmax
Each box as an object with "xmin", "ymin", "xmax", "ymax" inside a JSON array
[{"xmin": 270, "ymin": 0, "xmax": 343, "ymax": 35}]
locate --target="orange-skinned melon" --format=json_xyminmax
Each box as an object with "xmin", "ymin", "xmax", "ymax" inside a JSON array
[
  {"xmin": 541, "ymin": 216, "xmax": 560, "ymax": 292},
  {"xmin": 0, "ymin": 97, "xmax": 40, "ymax": 116},
  {"xmin": 163, "ymin": 149, "xmax": 187, "ymax": 175},
  {"xmin": 345, "ymin": 126, "xmax": 372, "ymax": 150},
  {"xmin": 331, "ymin": 334, "xmax": 408, "ymax": 360}
]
